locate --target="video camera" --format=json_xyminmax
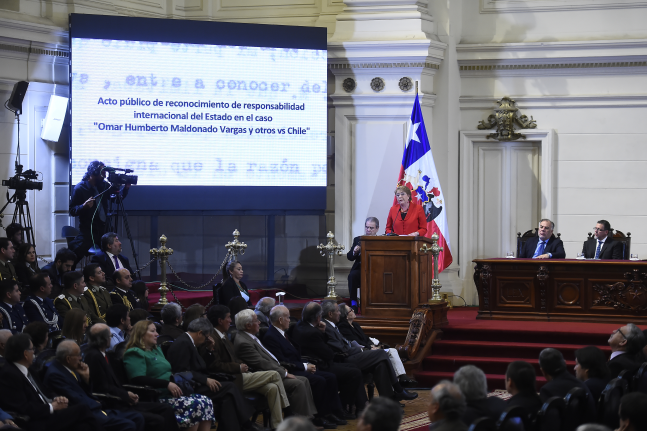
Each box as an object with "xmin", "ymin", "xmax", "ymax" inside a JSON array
[
  {"xmin": 2, "ymin": 166, "xmax": 43, "ymax": 191},
  {"xmin": 103, "ymin": 166, "xmax": 138, "ymax": 186}
]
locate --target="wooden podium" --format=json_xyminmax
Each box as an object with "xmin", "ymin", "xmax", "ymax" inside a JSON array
[{"xmin": 359, "ymin": 236, "xmax": 436, "ymax": 319}]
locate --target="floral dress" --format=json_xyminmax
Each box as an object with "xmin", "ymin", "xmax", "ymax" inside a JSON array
[{"xmin": 123, "ymin": 346, "xmax": 215, "ymax": 428}]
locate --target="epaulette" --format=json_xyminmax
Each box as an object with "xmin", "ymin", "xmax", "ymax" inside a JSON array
[
  {"xmin": 57, "ymin": 294, "xmax": 65, "ymax": 300},
  {"xmin": 84, "ymin": 287, "xmax": 88, "ymax": 292}
]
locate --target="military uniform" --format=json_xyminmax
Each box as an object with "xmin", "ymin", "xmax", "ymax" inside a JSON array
[
  {"xmin": 83, "ymin": 285, "xmax": 113, "ymax": 321},
  {"xmin": 0, "ymin": 260, "xmax": 17, "ymax": 283},
  {"xmin": 54, "ymin": 292, "xmax": 104, "ymax": 327},
  {"xmin": 23, "ymin": 294, "xmax": 61, "ymax": 332},
  {"xmin": 0, "ymin": 301, "xmax": 29, "ymax": 334},
  {"xmin": 110, "ymin": 287, "xmax": 141, "ymax": 311}
]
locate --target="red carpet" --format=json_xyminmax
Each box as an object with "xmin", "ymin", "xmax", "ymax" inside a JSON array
[{"xmin": 414, "ymin": 307, "xmax": 619, "ymax": 391}]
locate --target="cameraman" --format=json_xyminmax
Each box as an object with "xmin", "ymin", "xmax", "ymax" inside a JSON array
[{"xmin": 68, "ymin": 161, "xmax": 130, "ymax": 265}]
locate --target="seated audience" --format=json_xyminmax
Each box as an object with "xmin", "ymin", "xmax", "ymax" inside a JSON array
[
  {"xmin": 132, "ymin": 283, "xmax": 149, "ymax": 311},
  {"xmin": 356, "ymin": 397, "xmax": 402, "ymax": 431},
  {"xmin": 219, "ymin": 261, "xmax": 251, "ymax": 307},
  {"xmin": 54, "ymin": 271, "xmax": 103, "ymax": 326},
  {"xmin": 0, "ymin": 329, "xmax": 11, "ymax": 359},
  {"xmin": 0, "ymin": 238, "xmax": 17, "ymax": 285},
  {"xmin": 505, "ymin": 361, "xmax": 542, "ymax": 423},
  {"xmin": 0, "ymin": 406, "xmax": 18, "ymax": 430},
  {"xmin": 166, "ymin": 318, "xmax": 269, "ymax": 431},
  {"xmin": 61, "ymin": 308, "xmax": 88, "ymax": 345},
  {"xmin": 227, "ymin": 297, "xmax": 249, "ymax": 338},
  {"xmin": 91, "ymin": 232, "xmax": 134, "ymax": 283},
  {"xmin": 122, "ymin": 320, "xmax": 215, "ymax": 431},
  {"xmin": 0, "ymin": 333, "xmax": 98, "ymax": 431},
  {"xmin": 22, "ymin": 321, "xmax": 49, "ymax": 356},
  {"xmin": 111, "ymin": 269, "xmax": 144, "ymax": 311},
  {"xmin": 159, "ymin": 303, "xmax": 184, "ymax": 341},
  {"xmin": 538, "ymin": 348, "xmax": 595, "ymax": 414},
  {"xmin": 427, "ymin": 380, "xmax": 467, "ymax": 431},
  {"xmin": 575, "ymin": 346, "xmax": 611, "ymax": 405},
  {"xmin": 276, "ymin": 416, "xmax": 317, "ymax": 431},
  {"xmin": 263, "ymin": 304, "xmax": 349, "ymax": 428},
  {"xmin": 23, "ymin": 273, "xmax": 60, "ymax": 332},
  {"xmin": 205, "ymin": 304, "xmax": 291, "ymax": 430},
  {"xmin": 5, "ymin": 223, "xmax": 23, "ymax": 250},
  {"xmin": 453, "ymin": 365, "xmax": 505, "ymax": 425},
  {"xmin": 0, "ymin": 279, "xmax": 28, "ymax": 333},
  {"xmin": 82, "ymin": 263, "xmax": 112, "ymax": 321},
  {"xmin": 338, "ymin": 303, "xmax": 414, "ymax": 385},
  {"xmin": 618, "ymin": 392, "xmax": 647, "ymax": 431},
  {"xmin": 106, "ymin": 303, "xmax": 131, "ymax": 350},
  {"xmin": 608, "ymin": 324, "xmax": 644, "ymax": 377},
  {"xmin": 181, "ymin": 303, "xmax": 205, "ymax": 332},
  {"xmin": 129, "ymin": 309, "xmax": 149, "ymax": 327},
  {"xmin": 14, "ymin": 243, "xmax": 40, "ymax": 289},
  {"xmin": 84, "ymin": 324, "xmax": 179, "ymax": 431},
  {"xmin": 255, "ymin": 297, "xmax": 275, "ymax": 328},
  {"xmin": 41, "ymin": 248, "xmax": 76, "ymax": 298}
]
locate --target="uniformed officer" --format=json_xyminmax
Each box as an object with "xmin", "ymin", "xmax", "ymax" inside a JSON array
[
  {"xmin": 110, "ymin": 268, "xmax": 142, "ymax": 311},
  {"xmin": 23, "ymin": 273, "xmax": 60, "ymax": 332},
  {"xmin": 54, "ymin": 270, "xmax": 104, "ymax": 328},
  {"xmin": 0, "ymin": 279, "xmax": 28, "ymax": 334},
  {"xmin": 0, "ymin": 238, "xmax": 17, "ymax": 284},
  {"xmin": 82, "ymin": 263, "xmax": 112, "ymax": 321}
]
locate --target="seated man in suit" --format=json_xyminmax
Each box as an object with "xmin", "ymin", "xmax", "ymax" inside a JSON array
[
  {"xmin": 41, "ymin": 248, "xmax": 76, "ymax": 299},
  {"xmin": 233, "ymin": 309, "xmax": 319, "ymax": 423},
  {"xmin": 574, "ymin": 346, "xmax": 611, "ymax": 406},
  {"xmin": 454, "ymin": 365, "xmax": 505, "ymax": 425},
  {"xmin": 320, "ymin": 300, "xmax": 417, "ymax": 402},
  {"xmin": 519, "ymin": 219, "xmax": 566, "ymax": 259},
  {"xmin": 23, "ymin": 273, "xmax": 60, "ymax": 332},
  {"xmin": 356, "ymin": 397, "xmax": 402, "ymax": 431},
  {"xmin": 165, "ymin": 317, "xmax": 268, "ymax": 431},
  {"xmin": 505, "ymin": 361, "xmax": 542, "ymax": 423},
  {"xmin": 84, "ymin": 323, "xmax": 179, "ymax": 431},
  {"xmin": 92, "ymin": 232, "xmax": 133, "ymax": 283},
  {"xmin": 0, "ymin": 333, "xmax": 98, "ymax": 431},
  {"xmin": 582, "ymin": 219, "xmax": 623, "ymax": 259},
  {"xmin": 608, "ymin": 323, "xmax": 644, "ymax": 377},
  {"xmin": 264, "ymin": 305, "xmax": 350, "ymax": 427},
  {"xmin": 427, "ymin": 380, "xmax": 467, "ymax": 431},
  {"xmin": 83, "ymin": 263, "xmax": 113, "ymax": 321},
  {"xmin": 254, "ymin": 297, "xmax": 275, "ymax": 328},
  {"xmin": 111, "ymin": 269, "xmax": 144, "ymax": 311},
  {"xmin": 619, "ymin": 392, "xmax": 647, "ymax": 431},
  {"xmin": 538, "ymin": 348, "xmax": 595, "ymax": 414},
  {"xmin": 54, "ymin": 271, "xmax": 103, "ymax": 326},
  {"xmin": 106, "ymin": 303, "xmax": 130, "ymax": 350},
  {"xmin": 44, "ymin": 340, "xmax": 145, "ymax": 431},
  {"xmin": 205, "ymin": 305, "xmax": 290, "ymax": 430},
  {"xmin": 346, "ymin": 217, "xmax": 379, "ymax": 310},
  {"xmin": 0, "ymin": 279, "xmax": 28, "ymax": 333},
  {"xmin": 158, "ymin": 302, "xmax": 184, "ymax": 342},
  {"xmin": 0, "ymin": 238, "xmax": 17, "ymax": 285}
]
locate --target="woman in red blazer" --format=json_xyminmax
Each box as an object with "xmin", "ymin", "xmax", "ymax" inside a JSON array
[{"xmin": 385, "ymin": 186, "xmax": 428, "ymax": 236}]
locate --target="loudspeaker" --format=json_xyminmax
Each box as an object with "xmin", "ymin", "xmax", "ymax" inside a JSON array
[
  {"xmin": 7, "ymin": 81, "xmax": 29, "ymax": 114},
  {"xmin": 41, "ymin": 95, "xmax": 69, "ymax": 142}
]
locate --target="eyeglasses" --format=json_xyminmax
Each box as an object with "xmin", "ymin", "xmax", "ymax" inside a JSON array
[{"xmin": 614, "ymin": 328, "xmax": 627, "ymax": 340}]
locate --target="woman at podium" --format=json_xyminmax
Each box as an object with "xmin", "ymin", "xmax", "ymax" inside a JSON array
[{"xmin": 386, "ymin": 186, "xmax": 427, "ymax": 237}]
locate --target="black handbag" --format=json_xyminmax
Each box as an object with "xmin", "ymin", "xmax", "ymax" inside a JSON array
[{"xmin": 172, "ymin": 371, "xmax": 196, "ymax": 395}]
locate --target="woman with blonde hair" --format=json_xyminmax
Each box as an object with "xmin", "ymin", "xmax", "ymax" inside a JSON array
[
  {"xmin": 385, "ymin": 185, "xmax": 427, "ymax": 237},
  {"xmin": 61, "ymin": 308, "xmax": 88, "ymax": 344},
  {"xmin": 123, "ymin": 320, "xmax": 214, "ymax": 431}
]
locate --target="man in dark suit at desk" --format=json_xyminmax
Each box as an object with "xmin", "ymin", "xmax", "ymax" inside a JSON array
[
  {"xmin": 92, "ymin": 232, "xmax": 133, "ymax": 284},
  {"xmin": 582, "ymin": 220, "xmax": 623, "ymax": 259},
  {"xmin": 519, "ymin": 219, "xmax": 566, "ymax": 259},
  {"xmin": 346, "ymin": 217, "xmax": 379, "ymax": 310}
]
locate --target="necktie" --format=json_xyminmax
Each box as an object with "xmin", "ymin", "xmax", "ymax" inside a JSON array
[
  {"xmin": 533, "ymin": 241, "xmax": 546, "ymax": 258},
  {"xmin": 113, "ymin": 256, "xmax": 120, "ymax": 269},
  {"xmin": 595, "ymin": 240, "xmax": 602, "ymax": 259},
  {"xmin": 334, "ymin": 326, "xmax": 351, "ymax": 347},
  {"xmin": 26, "ymin": 372, "xmax": 51, "ymax": 403}
]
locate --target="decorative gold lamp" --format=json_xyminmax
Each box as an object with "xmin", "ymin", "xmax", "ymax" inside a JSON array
[
  {"xmin": 317, "ymin": 231, "xmax": 345, "ymax": 301},
  {"xmin": 225, "ymin": 229, "xmax": 247, "ymax": 261},
  {"xmin": 420, "ymin": 232, "xmax": 445, "ymax": 304},
  {"xmin": 150, "ymin": 235, "xmax": 174, "ymax": 306}
]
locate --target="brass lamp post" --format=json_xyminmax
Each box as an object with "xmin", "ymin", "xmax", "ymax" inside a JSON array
[
  {"xmin": 150, "ymin": 234, "xmax": 174, "ymax": 306},
  {"xmin": 225, "ymin": 229, "xmax": 247, "ymax": 261},
  {"xmin": 420, "ymin": 233, "xmax": 445, "ymax": 303},
  {"xmin": 317, "ymin": 231, "xmax": 345, "ymax": 301}
]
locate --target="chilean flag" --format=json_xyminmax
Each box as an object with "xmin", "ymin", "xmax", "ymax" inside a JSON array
[{"xmin": 396, "ymin": 94, "xmax": 453, "ymax": 273}]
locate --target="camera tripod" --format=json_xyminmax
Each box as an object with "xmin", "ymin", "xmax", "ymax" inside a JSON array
[
  {"xmin": 104, "ymin": 192, "xmax": 140, "ymax": 274},
  {"xmin": 0, "ymin": 189, "xmax": 35, "ymax": 245}
]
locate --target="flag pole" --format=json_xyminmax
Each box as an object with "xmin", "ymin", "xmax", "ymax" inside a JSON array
[{"xmin": 415, "ymin": 80, "xmax": 418, "ymax": 95}]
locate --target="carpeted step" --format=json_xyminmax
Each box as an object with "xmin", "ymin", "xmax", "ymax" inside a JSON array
[
  {"xmin": 422, "ymin": 355, "xmax": 576, "ymax": 376},
  {"xmin": 430, "ymin": 340, "xmax": 611, "ymax": 360},
  {"xmin": 414, "ymin": 370, "xmax": 548, "ymax": 391},
  {"xmin": 442, "ymin": 326, "xmax": 611, "ymax": 346}
]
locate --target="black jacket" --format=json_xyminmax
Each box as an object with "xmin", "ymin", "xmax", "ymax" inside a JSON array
[
  {"xmin": 540, "ymin": 371, "xmax": 595, "ymax": 414},
  {"xmin": 69, "ymin": 179, "xmax": 128, "ymax": 231},
  {"xmin": 84, "ymin": 346, "xmax": 131, "ymax": 403},
  {"xmin": 41, "ymin": 262, "xmax": 65, "ymax": 298},
  {"xmin": 218, "ymin": 278, "xmax": 251, "ymax": 307},
  {"xmin": 337, "ymin": 319, "xmax": 372, "ymax": 348},
  {"xmin": 92, "ymin": 251, "xmax": 134, "ymax": 282},
  {"xmin": 608, "ymin": 352, "xmax": 640, "ymax": 378},
  {"xmin": 0, "ymin": 362, "xmax": 54, "ymax": 420},
  {"xmin": 291, "ymin": 320, "xmax": 335, "ymax": 367},
  {"xmin": 461, "ymin": 396, "xmax": 506, "ymax": 426},
  {"xmin": 582, "ymin": 237, "xmax": 623, "ymax": 259},
  {"xmin": 346, "ymin": 236, "xmax": 362, "ymax": 272},
  {"xmin": 507, "ymin": 392, "xmax": 543, "ymax": 422},
  {"xmin": 166, "ymin": 332, "xmax": 210, "ymax": 385}
]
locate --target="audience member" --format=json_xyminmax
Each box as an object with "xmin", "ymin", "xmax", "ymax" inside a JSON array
[
  {"xmin": 54, "ymin": 271, "xmax": 103, "ymax": 326},
  {"xmin": 166, "ymin": 317, "xmax": 267, "ymax": 431},
  {"xmin": 111, "ymin": 269, "xmax": 143, "ymax": 310},
  {"xmin": 234, "ymin": 309, "xmax": 318, "ymax": 421},
  {"xmin": 608, "ymin": 324, "xmax": 644, "ymax": 377},
  {"xmin": 0, "ymin": 238, "xmax": 17, "ymax": 285},
  {"xmin": 218, "ymin": 261, "xmax": 251, "ymax": 307},
  {"xmin": 575, "ymin": 425, "xmax": 611, "ymax": 431},
  {"xmin": 0, "ymin": 406, "xmax": 18, "ymax": 430},
  {"xmin": 129, "ymin": 309, "xmax": 149, "ymax": 326},
  {"xmin": 264, "ymin": 304, "xmax": 348, "ymax": 428},
  {"xmin": 82, "ymin": 263, "xmax": 112, "ymax": 321},
  {"xmin": 290, "ymin": 302, "xmax": 366, "ymax": 417},
  {"xmin": 0, "ymin": 279, "xmax": 28, "ymax": 333},
  {"xmin": 23, "ymin": 273, "xmax": 60, "ymax": 332},
  {"xmin": 453, "ymin": 365, "xmax": 505, "ymax": 425},
  {"xmin": 619, "ymin": 392, "xmax": 647, "ymax": 431},
  {"xmin": 5, "ymin": 223, "xmax": 23, "ymax": 250},
  {"xmin": 227, "ymin": 297, "xmax": 249, "ymax": 337},
  {"xmin": 61, "ymin": 309, "xmax": 88, "ymax": 345},
  {"xmin": 159, "ymin": 303, "xmax": 184, "ymax": 341},
  {"xmin": 539, "ymin": 348, "xmax": 595, "ymax": 414},
  {"xmin": 106, "ymin": 303, "xmax": 131, "ymax": 351},
  {"xmin": 41, "ymin": 248, "xmax": 76, "ymax": 298},
  {"xmin": 131, "ymin": 283, "xmax": 149, "ymax": 311},
  {"xmin": 0, "ymin": 333, "xmax": 98, "ymax": 431},
  {"xmin": 356, "ymin": 397, "xmax": 402, "ymax": 431},
  {"xmin": 427, "ymin": 380, "xmax": 467, "ymax": 431},
  {"xmin": 13, "ymin": 243, "xmax": 40, "ymax": 289},
  {"xmin": 92, "ymin": 233, "xmax": 134, "ymax": 283},
  {"xmin": 122, "ymin": 320, "xmax": 215, "ymax": 430},
  {"xmin": 22, "ymin": 321, "xmax": 49, "ymax": 355},
  {"xmin": 575, "ymin": 346, "xmax": 611, "ymax": 405},
  {"xmin": 0, "ymin": 329, "xmax": 11, "ymax": 358},
  {"xmin": 205, "ymin": 304, "xmax": 290, "ymax": 430},
  {"xmin": 255, "ymin": 297, "xmax": 275, "ymax": 328},
  {"xmin": 181, "ymin": 304, "xmax": 205, "ymax": 332},
  {"xmin": 84, "ymin": 324, "xmax": 179, "ymax": 431},
  {"xmin": 276, "ymin": 417, "xmax": 317, "ymax": 431},
  {"xmin": 320, "ymin": 300, "xmax": 416, "ymax": 401},
  {"xmin": 505, "ymin": 361, "xmax": 542, "ymax": 423}
]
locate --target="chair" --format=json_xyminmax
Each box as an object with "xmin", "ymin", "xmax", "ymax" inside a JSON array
[
  {"xmin": 469, "ymin": 417, "xmax": 497, "ymax": 431},
  {"xmin": 61, "ymin": 226, "xmax": 100, "ymax": 264},
  {"xmin": 599, "ymin": 378, "xmax": 627, "ymax": 429},
  {"xmin": 563, "ymin": 387, "xmax": 588, "ymax": 431},
  {"xmin": 497, "ymin": 406, "xmax": 527, "ymax": 431},
  {"xmin": 516, "ymin": 229, "xmax": 562, "ymax": 258},
  {"xmin": 618, "ymin": 368, "xmax": 636, "ymax": 391},
  {"xmin": 160, "ymin": 340, "xmax": 173, "ymax": 358},
  {"xmin": 536, "ymin": 396, "xmax": 565, "ymax": 431},
  {"xmin": 633, "ymin": 362, "xmax": 647, "ymax": 394},
  {"xmin": 586, "ymin": 230, "xmax": 631, "ymax": 259},
  {"xmin": 107, "ymin": 341, "xmax": 159, "ymax": 402}
]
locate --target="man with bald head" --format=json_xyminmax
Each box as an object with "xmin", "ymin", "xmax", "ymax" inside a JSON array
[
  {"xmin": 110, "ymin": 269, "xmax": 143, "ymax": 310},
  {"xmin": 428, "ymin": 380, "xmax": 467, "ymax": 431},
  {"xmin": 84, "ymin": 324, "xmax": 178, "ymax": 431}
]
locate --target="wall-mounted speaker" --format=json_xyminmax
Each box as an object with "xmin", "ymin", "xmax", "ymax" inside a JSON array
[
  {"xmin": 41, "ymin": 95, "xmax": 69, "ymax": 142},
  {"xmin": 7, "ymin": 81, "xmax": 29, "ymax": 115}
]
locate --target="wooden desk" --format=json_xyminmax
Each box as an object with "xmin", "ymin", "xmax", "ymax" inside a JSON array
[{"xmin": 473, "ymin": 258, "xmax": 647, "ymax": 323}]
